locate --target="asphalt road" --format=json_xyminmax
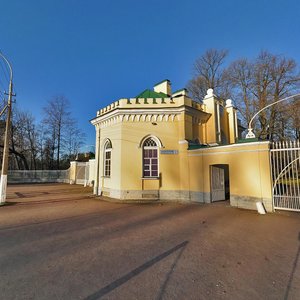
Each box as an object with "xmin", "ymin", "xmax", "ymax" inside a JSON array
[{"xmin": 0, "ymin": 184, "xmax": 300, "ymax": 300}]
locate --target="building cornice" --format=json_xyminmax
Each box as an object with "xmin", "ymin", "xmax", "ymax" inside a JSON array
[{"xmin": 90, "ymin": 105, "xmax": 210, "ymax": 128}]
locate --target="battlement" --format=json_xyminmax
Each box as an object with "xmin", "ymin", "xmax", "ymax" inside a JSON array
[{"xmin": 97, "ymin": 96, "xmax": 204, "ymax": 116}]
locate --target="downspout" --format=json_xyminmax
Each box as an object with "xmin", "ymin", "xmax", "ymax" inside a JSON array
[
  {"xmin": 94, "ymin": 124, "xmax": 101, "ymax": 195},
  {"xmin": 234, "ymin": 110, "xmax": 238, "ymax": 140},
  {"xmin": 216, "ymin": 101, "xmax": 221, "ymax": 143},
  {"xmin": 256, "ymin": 146, "xmax": 266, "ymax": 214}
]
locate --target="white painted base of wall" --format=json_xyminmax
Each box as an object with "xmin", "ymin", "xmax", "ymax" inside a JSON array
[
  {"xmin": 160, "ymin": 190, "xmax": 210, "ymax": 203},
  {"xmin": 230, "ymin": 195, "xmax": 273, "ymax": 212},
  {"xmin": 99, "ymin": 188, "xmax": 212, "ymax": 204},
  {"xmin": 0, "ymin": 175, "xmax": 7, "ymax": 204},
  {"xmin": 96, "ymin": 188, "xmax": 274, "ymax": 212},
  {"xmin": 101, "ymin": 188, "xmax": 159, "ymax": 200},
  {"xmin": 194, "ymin": 192, "xmax": 211, "ymax": 203}
]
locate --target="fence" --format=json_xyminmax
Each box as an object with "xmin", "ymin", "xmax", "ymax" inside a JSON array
[
  {"xmin": 7, "ymin": 169, "xmax": 70, "ymax": 184},
  {"xmin": 7, "ymin": 159, "xmax": 96, "ymax": 186},
  {"xmin": 270, "ymin": 140, "xmax": 300, "ymax": 212}
]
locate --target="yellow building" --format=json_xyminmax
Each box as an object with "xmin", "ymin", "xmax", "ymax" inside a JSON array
[{"xmin": 91, "ymin": 80, "xmax": 273, "ymax": 212}]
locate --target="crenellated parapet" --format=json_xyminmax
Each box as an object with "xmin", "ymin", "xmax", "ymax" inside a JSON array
[
  {"xmin": 96, "ymin": 96, "xmax": 204, "ymax": 117},
  {"xmin": 90, "ymin": 80, "xmax": 211, "ymax": 133}
]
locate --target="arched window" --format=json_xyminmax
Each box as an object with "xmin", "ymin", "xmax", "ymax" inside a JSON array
[
  {"xmin": 103, "ymin": 140, "xmax": 112, "ymax": 177},
  {"xmin": 143, "ymin": 137, "xmax": 159, "ymax": 177}
]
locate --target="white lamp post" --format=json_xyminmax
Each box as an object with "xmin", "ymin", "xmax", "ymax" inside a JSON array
[
  {"xmin": 246, "ymin": 93, "xmax": 300, "ymax": 139},
  {"xmin": 0, "ymin": 52, "xmax": 13, "ymax": 205}
]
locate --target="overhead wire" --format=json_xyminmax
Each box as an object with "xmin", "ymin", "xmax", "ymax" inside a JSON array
[
  {"xmin": 0, "ymin": 53, "xmax": 16, "ymax": 108},
  {"xmin": 0, "ymin": 91, "xmax": 5, "ymax": 102},
  {"xmin": 0, "ymin": 74, "xmax": 7, "ymax": 91},
  {"xmin": 0, "ymin": 79, "xmax": 8, "ymax": 99},
  {"xmin": 0, "ymin": 57, "xmax": 10, "ymax": 95},
  {"xmin": 0, "ymin": 83, "xmax": 6, "ymax": 95},
  {"xmin": 0, "ymin": 59, "xmax": 10, "ymax": 83},
  {"xmin": 0, "ymin": 57, "xmax": 12, "ymax": 108}
]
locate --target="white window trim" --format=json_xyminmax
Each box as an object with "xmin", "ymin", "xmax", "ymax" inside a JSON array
[
  {"xmin": 142, "ymin": 137, "xmax": 160, "ymax": 178},
  {"xmin": 139, "ymin": 135, "xmax": 163, "ymax": 148},
  {"xmin": 103, "ymin": 140, "xmax": 112, "ymax": 178}
]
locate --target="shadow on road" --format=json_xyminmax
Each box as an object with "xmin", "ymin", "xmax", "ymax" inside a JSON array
[
  {"xmin": 284, "ymin": 232, "xmax": 300, "ymax": 300},
  {"xmin": 157, "ymin": 239, "xmax": 187, "ymax": 300},
  {"xmin": 84, "ymin": 241, "xmax": 189, "ymax": 300}
]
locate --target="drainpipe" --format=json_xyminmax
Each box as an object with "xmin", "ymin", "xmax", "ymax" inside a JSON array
[{"xmin": 94, "ymin": 125, "xmax": 101, "ymax": 195}]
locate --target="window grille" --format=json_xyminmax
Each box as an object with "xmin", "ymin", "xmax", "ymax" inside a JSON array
[{"xmin": 143, "ymin": 138, "xmax": 157, "ymax": 147}]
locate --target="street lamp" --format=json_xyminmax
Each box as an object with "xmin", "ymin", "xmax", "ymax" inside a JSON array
[
  {"xmin": 0, "ymin": 52, "xmax": 14, "ymax": 205},
  {"xmin": 245, "ymin": 93, "xmax": 300, "ymax": 139}
]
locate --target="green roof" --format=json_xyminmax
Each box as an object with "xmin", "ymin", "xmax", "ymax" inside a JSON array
[
  {"xmin": 135, "ymin": 89, "xmax": 168, "ymax": 98},
  {"xmin": 188, "ymin": 144, "xmax": 209, "ymax": 150},
  {"xmin": 173, "ymin": 88, "xmax": 187, "ymax": 94},
  {"xmin": 236, "ymin": 138, "xmax": 262, "ymax": 143}
]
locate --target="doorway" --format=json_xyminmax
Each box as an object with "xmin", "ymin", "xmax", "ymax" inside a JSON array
[{"xmin": 210, "ymin": 164, "xmax": 230, "ymax": 202}]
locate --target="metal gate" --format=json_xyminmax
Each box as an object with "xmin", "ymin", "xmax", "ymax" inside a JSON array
[{"xmin": 270, "ymin": 141, "xmax": 300, "ymax": 211}]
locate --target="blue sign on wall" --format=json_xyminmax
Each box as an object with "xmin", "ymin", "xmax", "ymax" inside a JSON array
[{"xmin": 160, "ymin": 150, "xmax": 179, "ymax": 155}]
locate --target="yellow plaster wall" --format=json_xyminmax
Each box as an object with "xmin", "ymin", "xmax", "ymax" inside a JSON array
[
  {"xmin": 99, "ymin": 123, "xmax": 122, "ymax": 192},
  {"xmin": 91, "ymin": 86, "xmax": 273, "ymax": 211},
  {"xmin": 119, "ymin": 119, "xmax": 181, "ymax": 190},
  {"xmin": 188, "ymin": 141, "xmax": 272, "ymax": 209},
  {"xmin": 202, "ymin": 99, "xmax": 217, "ymax": 144},
  {"xmin": 225, "ymin": 106, "xmax": 237, "ymax": 143},
  {"xmin": 184, "ymin": 114, "xmax": 194, "ymax": 141},
  {"xmin": 220, "ymin": 110, "xmax": 230, "ymax": 143},
  {"xmin": 91, "ymin": 94, "xmax": 208, "ymax": 199}
]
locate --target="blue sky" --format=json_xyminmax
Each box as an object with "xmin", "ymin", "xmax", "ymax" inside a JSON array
[{"xmin": 0, "ymin": 0, "xmax": 299, "ymax": 146}]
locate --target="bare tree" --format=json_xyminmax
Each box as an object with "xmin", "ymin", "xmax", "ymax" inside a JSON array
[
  {"xmin": 275, "ymin": 98, "xmax": 300, "ymax": 140},
  {"xmin": 224, "ymin": 58, "xmax": 254, "ymax": 125},
  {"xmin": 43, "ymin": 96, "xmax": 71, "ymax": 169},
  {"xmin": 187, "ymin": 48, "xmax": 229, "ymax": 101},
  {"xmin": 1, "ymin": 104, "xmax": 36, "ymax": 170},
  {"xmin": 42, "ymin": 95, "xmax": 85, "ymax": 169},
  {"xmin": 22, "ymin": 112, "xmax": 38, "ymax": 170},
  {"xmin": 225, "ymin": 51, "xmax": 300, "ymax": 140},
  {"xmin": 64, "ymin": 119, "xmax": 85, "ymax": 161},
  {"xmin": 1, "ymin": 95, "xmax": 86, "ymax": 171},
  {"xmin": 290, "ymin": 99, "xmax": 300, "ymax": 139},
  {"xmin": 4, "ymin": 107, "xmax": 34, "ymax": 170}
]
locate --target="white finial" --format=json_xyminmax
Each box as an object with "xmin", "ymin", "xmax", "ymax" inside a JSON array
[
  {"xmin": 204, "ymin": 88, "xmax": 215, "ymax": 100},
  {"xmin": 225, "ymin": 99, "xmax": 233, "ymax": 107},
  {"xmin": 207, "ymin": 88, "xmax": 214, "ymax": 97}
]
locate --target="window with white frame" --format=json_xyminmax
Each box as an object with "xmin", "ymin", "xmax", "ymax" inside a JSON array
[
  {"xmin": 104, "ymin": 140, "xmax": 112, "ymax": 177},
  {"xmin": 143, "ymin": 137, "xmax": 159, "ymax": 178}
]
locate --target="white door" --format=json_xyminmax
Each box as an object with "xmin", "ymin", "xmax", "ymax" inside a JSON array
[{"xmin": 211, "ymin": 166, "xmax": 225, "ymax": 202}]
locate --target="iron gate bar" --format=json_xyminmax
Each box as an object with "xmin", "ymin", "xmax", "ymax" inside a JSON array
[{"xmin": 270, "ymin": 140, "xmax": 300, "ymax": 212}]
